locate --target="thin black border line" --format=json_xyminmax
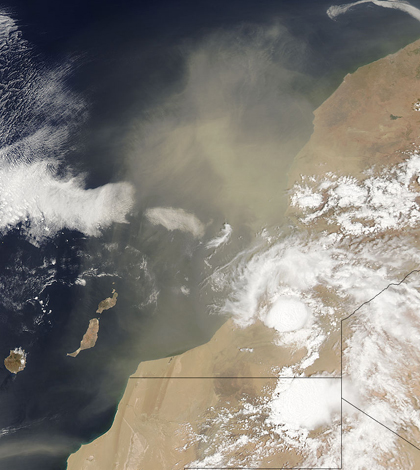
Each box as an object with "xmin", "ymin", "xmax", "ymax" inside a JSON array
[
  {"xmin": 129, "ymin": 376, "xmax": 341, "ymax": 379},
  {"xmin": 340, "ymin": 269, "xmax": 420, "ymax": 322},
  {"xmin": 125, "ymin": 269, "xmax": 420, "ymax": 470},
  {"xmin": 132, "ymin": 268, "xmax": 420, "ymax": 380},
  {"xmin": 128, "ymin": 375, "xmax": 342, "ymax": 470},
  {"xmin": 339, "ymin": 268, "xmax": 420, "ymax": 462},
  {"xmin": 342, "ymin": 399, "xmax": 420, "ymax": 452}
]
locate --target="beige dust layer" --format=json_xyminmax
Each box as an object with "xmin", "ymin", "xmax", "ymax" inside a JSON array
[{"xmin": 68, "ymin": 39, "xmax": 420, "ymax": 469}]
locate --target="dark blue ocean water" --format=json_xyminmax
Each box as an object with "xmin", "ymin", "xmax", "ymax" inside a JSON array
[{"xmin": 0, "ymin": 1, "xmax": 418, "ymax": 469}]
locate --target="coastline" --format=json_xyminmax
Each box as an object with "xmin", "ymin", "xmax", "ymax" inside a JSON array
[
  {"xmin": 66, "ymin": 319, "xmax": 297, "ymax": 469},
  {"xmin": 67, "ymin": 37, "xmax": 420, "ymax": 470}
]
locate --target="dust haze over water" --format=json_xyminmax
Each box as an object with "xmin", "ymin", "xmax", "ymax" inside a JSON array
[
  {"xmin": 125, "ymin": 24, "xmax": 313, "ymax": 230},
  {"xmin": 1, "ymin": 0, "xmax": 420, "ymax": 468},
  {"xmin": 104, "ymin": 23, "xmax": 317, "ymax": 382},
  {"xmin": 99, "ymin": 0, "xmax": 420, "ymax": 359}
]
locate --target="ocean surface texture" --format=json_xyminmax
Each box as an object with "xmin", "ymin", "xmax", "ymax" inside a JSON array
[{"xmin": 0, "ymin": 1, "xmax": 419, "ymax": 469}]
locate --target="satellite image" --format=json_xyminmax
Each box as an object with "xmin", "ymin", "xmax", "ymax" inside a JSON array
[{"xmin": 1, "ymin": 0, "xmax": 420, "ymax": 469}]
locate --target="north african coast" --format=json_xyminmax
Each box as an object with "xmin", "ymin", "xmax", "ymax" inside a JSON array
[{"xmin": 68, "ymin": 38, "xmax": 420, "ymax": 470}]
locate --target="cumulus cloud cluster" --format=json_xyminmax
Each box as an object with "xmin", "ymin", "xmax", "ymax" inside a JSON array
[
  {"xmin": 0, "ymin": 12, "xmax": 135, "ymax": 243},
  {"xmin": 0, "ymin": 161, "xmax": 135, "ymax": 241},
  {"xmin": 198, "ymin": 153, "xmax": 420, "ymax": 468},
  {"xmin": 291, "ymin": 152, "xmax": 420, "ymax": 237}
]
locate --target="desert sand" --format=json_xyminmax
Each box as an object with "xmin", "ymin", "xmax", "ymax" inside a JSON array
[{"xmin": 67, "ymin": 38, "xmax": 420, "ymax": 470}]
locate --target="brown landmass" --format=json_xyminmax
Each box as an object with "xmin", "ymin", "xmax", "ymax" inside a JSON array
[
  {"xmin": 67, "ymin": 39, "xmax": 420, "ymax": 469},
  {"xmin": 288, "ymin": 39, "xmax": 420, "ymax": 186},
  {"xmin": 67, "ymin": 318, "xmax": 100, "ymax": 358},
  {"xmin": 67, "ymin": 319, "xmax": 325, "ymax": 470},
  {"xmin": 67, "ymin": 289, "xmax": 118, "ymax": 358},
  {"xmin": 96, "ymin": 289, "xmax": 118, "ymax": 314},
  {"xmin": 4, "ymin": 348, "xmax": 26, "ymax": 374}
]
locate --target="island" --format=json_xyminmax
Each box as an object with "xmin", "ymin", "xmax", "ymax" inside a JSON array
[
  {"xmin": 96, "ymin": 289, "xmax": 118, "ymax": 314},
  {"xmin": 4, "ymin": 347, "xmax": 27, "ymax": 374},
  {"xmin": 67, "ymin": 289, "xmax": 118, "ymax": 358},
  {"xmin": 67, "ymin": 38, "xmax": 420, "ymax": 469},
  {"xmin": 67, "ymin": 318, "xmax": 100, "ymax": 358}
]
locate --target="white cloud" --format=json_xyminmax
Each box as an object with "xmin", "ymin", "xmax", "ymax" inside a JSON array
[
  {"xmin": 264, "ymin": 296, "xmax": 311, "ymax": 332},
  {"xmin": 206, "ymin": 223, "xmax": 232, "ymax": 249},
  {"xmin": 291, "ymin": 153, "xmax": 420, "ymax": 236},
  {"xmin": 327, "ymin": 0, "xmax": 420, "ymax": 22},
  {"xmin": 267, "ymin": 378, "xmax": 341, "ymax": 431},
  {"xmin": 145, "ymin": 207, "xmax": 205, "ymax": 238},
  {"xmin": 0, "ymin": 160, "xmax": 134, "ymax": 243},
  {"xmin": 205, "ymin": 163, "xmax": 420, "ymax": 465},
  {"xmin": 0, "ymin": 11, "xmax": 134, "ymax": 243}
]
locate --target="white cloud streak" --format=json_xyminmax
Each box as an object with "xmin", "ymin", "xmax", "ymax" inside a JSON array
[{"xmin": 328, "ymin": 0, "xmax": 420, "ymax": 22}]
